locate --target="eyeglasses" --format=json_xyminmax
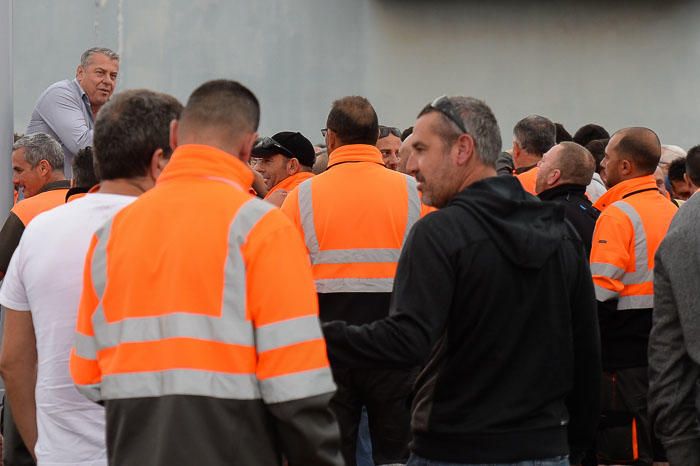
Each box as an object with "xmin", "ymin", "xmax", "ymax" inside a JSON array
[
  {"xmin": 255, "ymin": 137, "xmax": 295, "ymax": 158},
  {"xmin": 321, "ymin": 128, "xmax": 329, "ymax": 138},
  {"xmin": 379, "ymin": 126, "xmax": 401, "ymax": 139},
  {"xmin": 424, "ymin": 95, "xmax": 467, "ymax": 134}
]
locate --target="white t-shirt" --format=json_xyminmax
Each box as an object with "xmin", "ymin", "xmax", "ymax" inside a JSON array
[
  {"xmin": 0, "ymin": 193, "xmax": 136, "ymax": 466},
  {"xmin": 587, "ymin": 172, "xmax": 607, "ymax": 204}
]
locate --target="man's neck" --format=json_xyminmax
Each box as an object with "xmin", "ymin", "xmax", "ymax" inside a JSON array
[
  {"xmin": 46, "ymin": 172, "xmax": 67, "ymax": 185},
  {"xmin": 458, "ymin": 164, "xmax": 497, "ymax": 192},
  {"xmin": 90, "ymin": 103, "xmax": 102, "ymax": 117},
  {"xmin": 98, "ymin": 177, "xmax": 152, "ymax": 196},
  {"xmin": 515, "ymin": 153, "xmax": 541, "ymax": 170}
]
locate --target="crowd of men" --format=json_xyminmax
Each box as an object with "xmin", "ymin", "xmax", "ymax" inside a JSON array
[{"xmin": 0, "ymin": 46, "xmax": 698, "ymax": 466}]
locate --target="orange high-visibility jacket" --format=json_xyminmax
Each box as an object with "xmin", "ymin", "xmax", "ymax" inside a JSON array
[
  {"xmin": 281, "ymin": 144, "xmax": 431, "ymax": 298},
  {"xmin": 70, "ymin": 144, "xmax": 340, "ymax": 465},
  {"xmin": 0, "ymin": 181, "xmax": 70, "ymax": 277},
  {"xmin": 515, "ymin": 166, "xmax": 539, "ymax": 195},
  {"xmin": 12, "ymin": 184, "xmax": 70, "ymax": 226},
  {"xmin": 264, "ymin": 171, "xmax": 313, "ymax": 200},
  {"xmin": 590, "ymin": 175, "xmax": 676, "ymax": 310}
]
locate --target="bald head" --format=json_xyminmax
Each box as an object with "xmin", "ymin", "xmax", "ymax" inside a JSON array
[
  {"xmin": 612, "ymin": 127, "xmax": 661, "ymax": 175},
  {"xmin": 177, "ymin": 79, "xmax": 259, "ymax": 156},
  {"xmin": 535, "ymin": 142, "xmax": 595, "ymax": 194}
]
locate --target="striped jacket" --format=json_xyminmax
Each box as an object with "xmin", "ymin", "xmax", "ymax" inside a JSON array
[
  {"xmin": 590, "ymin": 175, "xmax": 676, "ymax": 369},
  {"xmin": 70, "ymin": 144, "xmax": 342, "ymax": 466}
]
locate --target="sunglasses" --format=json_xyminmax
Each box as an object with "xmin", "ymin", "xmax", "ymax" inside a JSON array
[
  {"xmin": 424, "ymin": 95, "xmax": 467, "ymax": 134},
  {"xmin": 255, "ymin": 137, "xmax": 295, "ymax": 158},
  {"xmin": 379, "ymin": 126, "xmax": 401, "ymax": 139}
]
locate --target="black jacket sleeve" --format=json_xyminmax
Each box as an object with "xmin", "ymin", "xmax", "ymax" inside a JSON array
[
  {"xmin": 566, "ymin": 244, "xmax": 602, "ymax": 464},
  {"xmin": 0, "ymin": 212, "xmax": 25, "ymax": 278},
  {"xmin": 267, "ymin": 393, "xmax": 344, "ymax": 466},
  {"xmin": 323, "ymin": 217, "xmax": 455, "ymax": 369}
]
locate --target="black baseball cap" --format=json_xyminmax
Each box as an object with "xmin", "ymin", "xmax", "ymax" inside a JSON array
[{"xmin": 252, "ymin": 131, "xmax": 316, "ymax": 168}]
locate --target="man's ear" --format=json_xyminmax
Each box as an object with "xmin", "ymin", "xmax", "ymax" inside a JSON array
[
  {"xmin": 621, "ymin": 159, "xmax": 633, "ymax": 176},
  {"xmin": 327, "ymin": 130, "xmax": 338, "ymax": 154},
  {"xmin": 287, "ymin": 157, "xmax": 300, "ymax": 175},
  {"xmin": 76, "ymin": 65, "xmax": 84, "ymax": 80},
  {"xmin": 454, "ymin": 133, "xmax": 476, "ymax": 166},
  {"xmin": 37, "ymin": 159, "xmax": 51, "ymax": 176},
  {"xmin": 238, "ymin": 132, "xmax": 258, "ymax": 164},
  {"xmin": 548, "ymin": 168, "xmax": 561, "ymax": 186},
  {"xmin": 149, "ymin": 148, "xmax": 166, "ymax": 182},
  {"xmin": 512, "ymin": 141, "xmax": 521, "ymax": 161},
  {"xmin": 169, "ymin": 119, "xmax": 179, "ymax": 152}
]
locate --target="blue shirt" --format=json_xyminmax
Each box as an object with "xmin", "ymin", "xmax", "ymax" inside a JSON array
[{"xmin": 26, "ymin": 79, "xmax": 94, "ymax": 178}]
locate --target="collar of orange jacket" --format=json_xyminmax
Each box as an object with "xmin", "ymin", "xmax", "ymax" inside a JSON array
[
  {"xmin": 328, "ymin": 144, "xmax": 384, "ymax": 168},
  {"xmin": 157, "ymin": 144, "xmax": 254, "ymax": 190},
  {"xmin": 593, "ymin": 175, "xmax": 657, "ymax": 211},
  {"xmin": 265, "ymin": 171, "xmax": 314, "ymax": 199}
]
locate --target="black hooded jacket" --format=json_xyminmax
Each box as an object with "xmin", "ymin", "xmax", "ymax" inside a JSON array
[{"xmin": 323, "ymin": 176, "xmax": 601, "ymax": 464}]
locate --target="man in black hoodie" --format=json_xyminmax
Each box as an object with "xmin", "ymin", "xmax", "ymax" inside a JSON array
[
  {"xmin": 536, "ymin": 141, "xmax": 600, "ymax": 254},
  {"xmin": 323, "ymin": 96, "xmax": 601, "ymax": 466}
]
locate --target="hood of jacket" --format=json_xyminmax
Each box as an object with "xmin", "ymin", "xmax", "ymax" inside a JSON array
[{"xmin": 448, "ymin": 175, "xmax": 568, "ymax": 269}]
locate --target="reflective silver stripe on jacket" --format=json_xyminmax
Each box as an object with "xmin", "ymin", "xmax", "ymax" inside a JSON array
[
  {"xmin": 315, "ymin": 278, "xmax": 395, "ymax": 293},
  {"xmin": 256, "ymin": 315, "xmax": 325, "ymax": 353},
  {"xmin": 260, "ymin": 367, "xmax": 337, "ymax": 404},
  {"xmin": 592, "ymin": 200, "xmax": 654, "ymax": 309},
  {"xmin": 100, "ymin": 370, "xmax": 261, "ymax": 401},
  {"xmin": 90, "ymin": 200, "xmax": 272, "ymax": 349},
  {"xmin": 617, "ymin": 294, "xmax": 654, "ymax": 310},
  {"xmin": 297, "ymin": 175, "xmax": 421, "ymax": 293},
  {"xmin": 403, "ymin": 175, "xmax": 421, "ymax": 246},
  {"xmin": 85, "ymin": 198, "xmax": 288, "ymax": 400}
]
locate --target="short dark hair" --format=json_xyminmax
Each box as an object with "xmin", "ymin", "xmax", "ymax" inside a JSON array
[
  {"xmin": 94, "ymin": 89, "xmax": 183, "ymax": 181},
  {"xmin": 326, "ymin": 96, "xmax": 378, "ymax": 146},
  {"xmin": 613, "ymin": 127, "xmax": 661, "ymax": 175},
  {"xmin": 513, "ymin": 115, "xmax": 555, "ymax": 156},
  {"xmin": 72, "ymin": 147, "xmax": 98, "ymax": 189},
  {"xmin": 180, "ymin": 79, "xmax": 259, "ymax": 137},
  {"xmin": 573, "ymin": 124, "xmax": 610, "ymax": 147},
  {"xmin": 555, "ymin": 123, "xmax": 572, "ymax": 143},
  {"xmin": 556, "ymin": 142, "xmax": 595, "ymax": 186},
  {"xmin": 667, "ymin": 157, "xmax": 687, "ymax": 183},
  {"xmin": 401, "ymin": 126, "xmax": 413, "ymax": 141},
  {"xmin": 585, "ymin": 138, "xmax": 609, "ymax": 173},
  {"xmin": 686, "ymin": 145, "xmax": 700, "ymax": 186}
]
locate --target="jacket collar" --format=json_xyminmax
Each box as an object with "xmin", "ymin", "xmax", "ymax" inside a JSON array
[
  {"xmin": 514, "ymin": 163, "xmax": 538, "ymax": 175},
  {"xmin": 38, "ymin": 179, "xmax": 71, "ymax": 194},
  {"xmin": 266, "ymin": 171, "xmax": 313, "ymax": 198},
  {"xmin": 157, "ymin": 144, "xmax": 254, "ymax": 190},
  {"xmin": 537, "ymin": 183, "xmax": 587, "ymax": 202},
  {"xmin": 593, "ymin": 175, "xmax": 657, "ymax": 211},
  {"xmin": 328, "ymin": 144, "xmax": 384, "ymax": 168}
]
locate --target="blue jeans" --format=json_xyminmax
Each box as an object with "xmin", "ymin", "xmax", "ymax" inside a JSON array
[
  {"xmin": 356, "ymin": 407, "xmax": 374, "ymax": 466},
  {"xmin": 406, "ymin": 454, "xmax": 569, "ymax": 466}
]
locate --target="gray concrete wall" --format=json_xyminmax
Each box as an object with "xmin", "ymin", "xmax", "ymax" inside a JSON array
[
  {"xmin": 12, "ymin": 0, "xmax": 700, "ymax": 151},
  {"xmin": 1, "ymin": 1, "xmax": 13, "ymax": 215}
]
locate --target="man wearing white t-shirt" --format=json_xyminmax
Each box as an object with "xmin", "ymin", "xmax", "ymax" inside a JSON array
[{"xmin": 0, "ymin": 89, "xmax": 182, "ymax": 465}]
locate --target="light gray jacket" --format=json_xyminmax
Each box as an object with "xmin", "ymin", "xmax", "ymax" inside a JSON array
[{"xmin": 649, "ymin": 192, "xmax": 700, "ymax": 465}]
